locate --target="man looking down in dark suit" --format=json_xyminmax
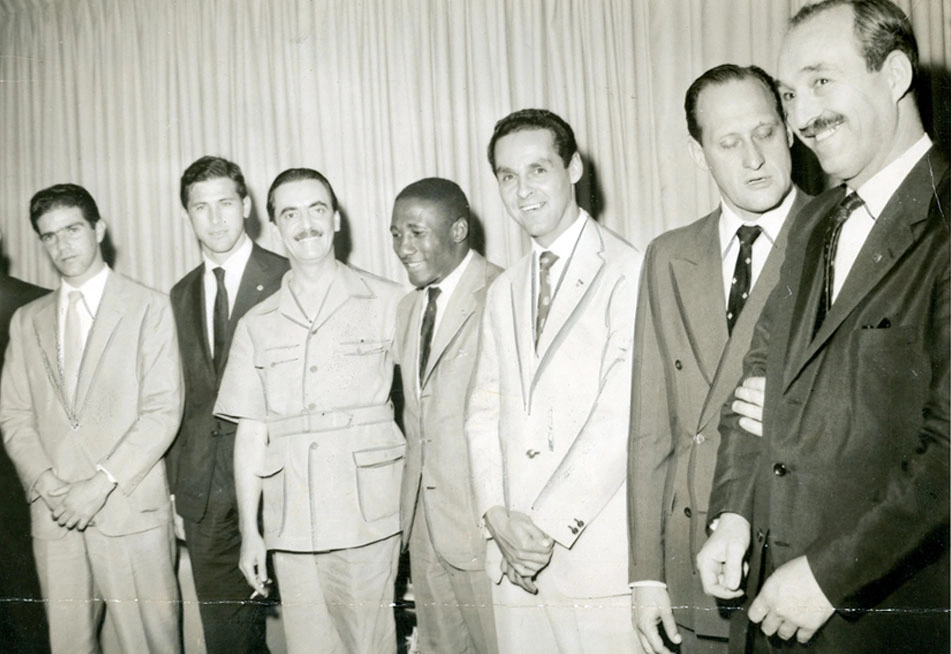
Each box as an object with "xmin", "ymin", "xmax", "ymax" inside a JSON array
[
  {"xmin": 697, "ymin": 1, "xmax": 949, "ymax": 651},
  {"xmin": 168, "ymin": 155, "xmax": 288, "ymax": 653}
]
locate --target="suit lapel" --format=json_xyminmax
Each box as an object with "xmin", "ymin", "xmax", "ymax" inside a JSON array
[
  {"xmin": 789, "ymin": 153, "xmax": 947, "ymax": 388},
  {"xmin": 221, "ymin": 245, "xmax": 284, "ymax": 379},
  {"xmin": 181, "ymin": 267, "xmax": 215, "ymax": 374},
  {"xmin": 785, "ymin": 151, "xmax": 948, "ymax": 390},
  {"xmin": 74, "ymin": 274, "xmax": 124, "ymax": 412},
  {"xmin": 698, "ymin": 191, "xmax": 807, "ymax": 430},
  {"xmin": 534, "ymin": 219, "xmax": 605, "ymax": 384},
  {"xmin": 31, "ymin": 294, "xmax": 67, "ymax": 408},
  {"xmin": 509, "ymin": 256, "xmax": 534, "ymax": 411},
  {"xmin": 421, "ymin": 255, "xmax": 484, "ymax": 387},
  {"xmin": 670, "ymin": 212, "xmax": 727, "ymax": 388}
]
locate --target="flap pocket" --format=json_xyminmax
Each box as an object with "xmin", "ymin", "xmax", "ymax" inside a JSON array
[
  {"xmin": 258, "ymin": 454, "xmax": 286, "ymax": 478},
  {"xmin": 353, "ymin": 443, "xmax": 406, "ymax": 468}
]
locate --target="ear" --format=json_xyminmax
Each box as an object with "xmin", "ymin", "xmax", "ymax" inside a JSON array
[
  {"xmin": 333, "ymin": 211, "xmax": 341, "ymax": 232},
  {"xmin": 94, "ymin": 219, "xmax": 107, "ymax": 244},
  {"xmin": 242, "ymin": 195, "xmax": 252, "ymax": 219},
  {"xmin": 567, "ymin": 151, "xmax": 583, "ymax": 184},
  {"xmin": 688, "ymin": 137, "xmax": 709, "ymax": 171},
  {"xmin": 785, "ymin": 122, "xmax": 794, "ymax": 148},
  {"xmin": 884, "ymin": 49, "xmax": 914, "ymax": 102},
  {"xmin": 451, "ymin": 217, "xmax": 469, "ymax": 244}
]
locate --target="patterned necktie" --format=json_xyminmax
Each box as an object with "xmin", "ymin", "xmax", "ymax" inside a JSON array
[
  {"xmin": 535, "ymin": 250, "xmax": 559, "ymax": 346},
  {"xmin": 212, "ymin": 266, "xmax": 229, "ymax": 373},
  {"xmin": 419, "ymin": 286, "xmax": 441, "ymax": 378},
  {"xmin": 726, "ymin": 225, "xmax": 762, "ymax": 335},
  {"xmin": 62, "ymin": 290, "xmax": 84, "ymax": 404},
  {"xmin": 814, "ymin": 191, "xmax": 865, "ymax": 336}
]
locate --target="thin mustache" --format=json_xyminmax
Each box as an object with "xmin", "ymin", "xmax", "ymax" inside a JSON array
[{"xmin": 800, "ymin": 114, "xmax": 843, "ymax": 138}]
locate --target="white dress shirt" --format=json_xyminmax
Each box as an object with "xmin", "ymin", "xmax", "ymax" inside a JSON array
[
  {"xmin": 529, "ymin": 208, "xmax": 590, "ymax": 351},
  {"xmin": 201, "ymin": 234, "xmax": 252, "ymax": 356},
  {"xmin": 58, "ymin": 264, "xmax": 110, "ymax": 365},
  {"xmin": 834, "ymin": 134, "xmax": 932, "ymax": 302},
  {"xmin": 718, "ymin": 189, "xmax": 798, "ymax": 308}
]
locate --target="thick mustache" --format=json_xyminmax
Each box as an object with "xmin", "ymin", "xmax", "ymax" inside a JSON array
[
  {"xmin": 800, "ymin": 114, "xmax": 844, "ymax": 138},
  {"xmin": 294, "ymin": 229, "xmax": 323, "ymax": 241}
]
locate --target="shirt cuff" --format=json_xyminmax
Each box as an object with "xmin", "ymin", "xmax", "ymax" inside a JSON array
[
  {"xmin": 630, "ymin": 580, "xmax": 667, "ymax": 589},
  {"xmin": 96, "ymin": 464, "xmax": 118, "ymax": 486}
]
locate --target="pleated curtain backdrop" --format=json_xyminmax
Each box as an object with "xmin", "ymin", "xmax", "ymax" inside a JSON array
[{"xmin": 0, "ymin": 0, "xmax": 948, "ymax": 291}]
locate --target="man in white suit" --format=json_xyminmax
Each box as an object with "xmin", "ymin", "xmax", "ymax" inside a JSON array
[
  {"xmin": 391, "ymin": 177, "xmax": 501, "ymax": 653},
  {"xmin": 466, "ymin": 108, "xmax": 643, "ymax": 653}
]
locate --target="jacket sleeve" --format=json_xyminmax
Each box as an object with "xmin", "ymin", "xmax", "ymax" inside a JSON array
[
  {"xmin": 0, "ymin": 309, "xmax": 56, "ymax": 497},
  {"xmin": 628, "ymin": 242, "xmax": 673, "ymax": 583},
  {"xmin": 464, "ymin": 283, "xmax": 507, "ymax": 522},
  {"xmin": 530, "ymin": 254, "xmax": 640, "ymax": 548}
]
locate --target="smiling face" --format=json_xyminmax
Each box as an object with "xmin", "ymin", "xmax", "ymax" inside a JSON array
[
  {"xmin": 37, "ymin": 206, "xmax": 106, "ymax": 285},
  {"xmin": 690, "ymin": 77, "xmax": 793, "ymax": 221},
  {"xmin": 778, "ymin": 4, "xmax": 903, "ymax": 187},
  {"xmin": 390, "ymin": 197, "xmax": 467, "ymax": 288},
  {"xmin": 492, "ymin": 128, "xmax": 582, "ymax": 248},
  {"xmin": 183, "ymin": 176, "xmax": 250, "ymax": 263},
  {"xmin": 270, "ymin": 178, "xmax": 340, "ymax": 266}
]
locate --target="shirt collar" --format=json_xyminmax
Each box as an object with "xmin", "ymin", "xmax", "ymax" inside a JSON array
[
  {"xmin": 202, "ymin": 233, "xmax": 253, "ymax": 277},
  {"xmin": 851, "ymin": 133, "xmax": 932, "ymax": 220},
  {"xmin": 531, "ymin": 207, "xmax": 589, "ymax": 260},
  {"xmin": 60, "ymin": 264, "xmax": 110, "ymax": 317},
  {"xmin": 718, "ymin": 188, "xmax": 798, "ymax": 258},
  {"xmin": 422, "ymin": 249, "xmax": 473, "ymax": 301}
]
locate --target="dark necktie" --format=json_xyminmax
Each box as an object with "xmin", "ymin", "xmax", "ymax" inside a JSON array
[
  {"xmin": 212, "ymin": 266, "xmax": 229, "ymax": 373},
  {"xmin": 814, "ymin": 191, "xmax": 865, "ymax": 336},
  {"xmin": 62, "ymin": 290, "xmax": 84, "ymax": 404},
  {"xmin": 535, "ymin": 250, "xmax": 559, "ymax": 346},
  {"xmin": 726, "ymin": 225, "xmax": 762, "ymax": 335},
  {"xmin": 419, "ymin": 286, "xmax": 441, "ymax": 378}
]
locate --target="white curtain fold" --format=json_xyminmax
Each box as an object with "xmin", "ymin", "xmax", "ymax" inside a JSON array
[{"xmin": 1, "ymin": 0, "xmax": 947, "ymax": 291}]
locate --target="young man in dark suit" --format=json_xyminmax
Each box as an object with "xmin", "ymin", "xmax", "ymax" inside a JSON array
[
  {"xmin": 697, "ymin": 1, "xmax": 949, "ymax": 651},
  {"xmin": 0, "ymin": 241, "xmax": 49, "ymax": 652},
  {"xmin": 167, "ymin": 156, "xmax": 288, "ymax": 653}
]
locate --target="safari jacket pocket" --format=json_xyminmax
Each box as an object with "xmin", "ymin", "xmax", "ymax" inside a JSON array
[{"xmin": 353, "ymin": 443, "xmax": 405, "ymax": 523}]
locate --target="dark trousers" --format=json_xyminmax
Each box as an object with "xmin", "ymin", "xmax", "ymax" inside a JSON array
[
  {"xmin": 182, "ymin": 456, "xmax": 269, "ymax": 654},
  {"xmin": 0, "ymin": 447, "xmax": 50, "ymax": 653}
]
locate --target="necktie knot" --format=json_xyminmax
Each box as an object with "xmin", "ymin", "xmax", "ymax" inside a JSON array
[
  {"xmin": 831, "ymin": 191, "xmax": 864, "ymax": 227},
  {"xmin": 736, "ymin": 224, "xmax": 762, "ymax": 248},
  {"xmin": 427, "ymin": 286, "xmax": 442, "ymax": 303},
  {"xmin": 539, "ymin": 250, "xmax": 558, "ymax": 272},
  {"xmin": 68, "ymin": 290, "xmax": 83, "ymax": 308},
  {"xmin": 213, "ymin": 266, "xmax": 226, "ymax": 284}
]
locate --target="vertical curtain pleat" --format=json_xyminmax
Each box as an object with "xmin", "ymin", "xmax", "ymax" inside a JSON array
[{"xmin": 0, "ymin": 0, "xmax": 947, "ymax": 291}]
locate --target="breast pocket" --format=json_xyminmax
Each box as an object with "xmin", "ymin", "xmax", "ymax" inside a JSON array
[
  {"xmin": 352, "ymin": 442, "xmax": 405, "ymax": 523},
  {"xmin": 337, "ymin": 338, "xmax": 390, "ymax": 356}
]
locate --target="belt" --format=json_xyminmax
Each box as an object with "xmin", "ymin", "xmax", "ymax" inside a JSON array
[{"xmin": 267, "ymin": 402, "xmax": 394, "ymax": 438}]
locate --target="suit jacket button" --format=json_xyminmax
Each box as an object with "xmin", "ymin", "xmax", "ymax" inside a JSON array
[
  {"xmin": 574, "ymin": 518, "xmax": 584, "ymax": 527},
  {"xmin": 773, "ymin": 463, "xmax": 788, "ymax": 477},
  {"xmin": 683, "ymin": 507, "xmax": 692, "ymax": 518},
  {"xmin": 694, "ymin": 433, "xmax": 705, "ymax": 444},
  {"xmin": 674, "ymin": 359, "xmax": 683, "ymax": 370},
  {"xmin": 526, "ymin": 449, "xmax": 540, "ymax": 459},
  {"xmin": 569, "ymin": 525, "xmax": 579, "ymax": 535},
  {"xmin": 310, "ymin": 365, "xmax": 318, "ymax": 372}
]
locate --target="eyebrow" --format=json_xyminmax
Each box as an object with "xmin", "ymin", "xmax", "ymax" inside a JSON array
[
  {"xmin": 40, "ymin": 221, "xmax": 85, "ymax": 237},
  {"xmin": 279, "ymin": 200, "xmax": 329, "ymax": 217}
]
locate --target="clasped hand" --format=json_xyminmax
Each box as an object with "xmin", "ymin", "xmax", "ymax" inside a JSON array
[
  {"xmin": 484, "ymin": 507, "xmax": 553, "ymax": 594},
  {"xmin": 39, "ymin": 469, "xmax": 115, "ymax": 531}
]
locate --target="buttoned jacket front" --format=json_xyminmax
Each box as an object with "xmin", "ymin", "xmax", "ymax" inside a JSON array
[{"xmin": 216, "ymin": 262, "xmax": 405, "ymax": 552}]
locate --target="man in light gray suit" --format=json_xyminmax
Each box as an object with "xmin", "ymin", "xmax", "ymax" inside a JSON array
[{"xmin": 391, "ymin": 177, "xmax": 501, "ymax": 654}]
